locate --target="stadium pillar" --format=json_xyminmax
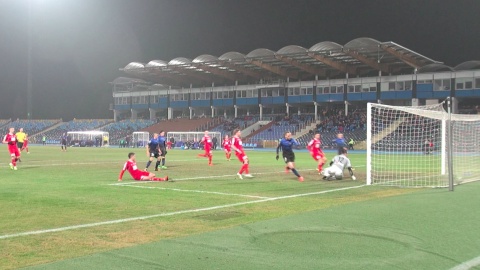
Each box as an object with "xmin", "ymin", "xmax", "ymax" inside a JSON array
[
  {"xmin": 113, "ymin": 110, "xmax": 120, "ymax": 122},
  {"xmin": 314, "ymin": 102, "xmax": 318, "ymax": 121},
  {"xmin": 234, "ymin": 105, "xmax": 238, "ymax": 118},
  {"xmin": 411, "ymin": 98, "xmax": 419, "ymax": 106},
  {"xmin": 167, "ymin": 107, "xmax": 173, "ymax": 120},
  {"xmin": 189, "ymin": 107, "xmax": 193, "ymax": 119},
  {"xmin": 451, "ymin": 97, "xmax": 459, "ymax": 114},
  {"xmin": 259, "ymin": 104, "xmax": 263, "ymax": 120},
  {"xmin": 130, "ymin": 109, "xmax": 138, "ymax": 120},
  {"xmin": 149, "ymin": 108, "xmax": 157, "ymax": 121},
  {"xmin": 286, "ymin": 103, "xmax": 290, "ymax": 116},
  {"xmin": 211, "ymin": 106, "xmax": 215, "ymax": 118},
  {"xmin": 345, "ymin": 101, "xmax": 349, "ymax": 116}
]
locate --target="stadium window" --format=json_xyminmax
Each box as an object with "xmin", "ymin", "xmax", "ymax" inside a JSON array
[
  {"xmin": 337, "ymin": 85, "xmax": 344, "ymax": 93},
  {"xmin": 206, "ymin": 92, "xmax": 211, "ymax": 99},
  {"xmin": 405, "ymin": 81, "xmax": 412, "ymax": 90},
  {"xmin": 330, "ymin": 86, "xmax": 337, "ymax": 93},
  {"xmin": 465, "ymin": 81, "xmax": 473, "ymax": 89},
  {"xmin": 279, "ymin": 89, "xmax": 285, "ymax": 96},
  {"xmin": 348, "ymin": 85, "xmax": 355, "ymax": 93},
  {"xmin": 294, "ymin": 88, "xmax": 300, "ymax": 95},
  {"xmin": 212, "ymin": 92, "xmax": 218, "ymax": 99},
  {"xmin": 388, "ymin": 82, "xmax": 396, "ymax": 91},
  {"xmin": 272, "ymin": 89, "xmax": 279, "ymax": 97},
  {"xmin": 300, "ymin": 87, "xmax": 307, "ymax": 95},
  {"xmin": 323, "ymin": 86, "xmax": 330, "ymax": 94},
  {"xmin": 306, "ymin": 87, "xmax": 313, "ymax": 95},
  {"xmin": 288, "ymin": 88, "xmax": 294, "ymax": 95},
  {"xmin": 434, "ymin": 79, "xmax": 450, "ymax": 91},
  {"xmin": 396, "ymin": 82, "xmax": 404, "ymax": 90},
  {"xmin": 316, "ymin": 87, "xmax": 323, "ymax": 95},
  {"xmin": 355, "ymin": 85, "xmax": 361, "ymax": 93},
  {"xmin": 228, "ymin": 91, "xmax": 234, "ymax": 98},
  {"xmin": 475, "ymin": 78, "xmax": 480, "ymax": 88}
]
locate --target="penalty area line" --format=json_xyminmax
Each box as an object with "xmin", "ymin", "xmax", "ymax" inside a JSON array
[
  {"xmin": 450, "ymin": 255, "xmax": 480, "ymax": 270},
  {"xmin": 0, "ymin": 184, "xmax": 366, "ymax": 240}
]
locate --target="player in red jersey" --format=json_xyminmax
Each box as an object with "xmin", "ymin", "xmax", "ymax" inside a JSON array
[
  {"xmin": 118, "ymin": 152, "xmax": 168, "ymax": 181},
  {"xmin": 307, "ymin": 132, "xmax": 327, "ymax": 174},
  {"xmin": 197, "ymin": 130, "xmax": 213, "ymax": 166},
  {"xmin": 21, "ymin": 133, "xmax": 30, "ymax": 154},
  {"xmin": 2, "ymin": 127, "xmax": 20, "ymax": 170},
  {"xmin": 231, "ymin": 129, "xmax": 253, "ymax": 179},
  {"xmin": 222, "ymin": 134, "xmax": 232, "ymax": 161}
]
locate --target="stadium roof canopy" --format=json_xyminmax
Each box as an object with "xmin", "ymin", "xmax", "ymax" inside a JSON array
[{"xmin": 118, "ymin": 37, "xmax": 447, "ymax": 88}]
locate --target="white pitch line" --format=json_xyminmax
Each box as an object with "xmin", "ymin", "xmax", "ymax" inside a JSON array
[
  {"xmin": 450, "ymin": 255, "xmax": 480, "ymax": 270},
  {"xmin": 0, "ymin": 184, "xmax": 366, "ymax": 240},
  {"xmin": 120, "ymin": 185, "xmax": 271, "ymax": 199}
]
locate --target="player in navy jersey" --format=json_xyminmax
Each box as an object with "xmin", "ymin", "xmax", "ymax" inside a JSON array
[
  {"xmin": 145, "ymin": 133, "xmax": 162, "ymax": 171},
  {"xmin": 276, "ymin": 131, "xmax": 303, "ymax": 182},
  {"xmin": 158, "ymin": 131, "xmax": 168, "ymax": 169},
  {"xmin": 61, "ymin": 133, "xmax": 68, "ymax": 152}
]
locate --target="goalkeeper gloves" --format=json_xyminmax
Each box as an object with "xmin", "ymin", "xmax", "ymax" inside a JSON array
[{"xmin": 275, "ymin": 155, "xmax": 279, "ymax": 160}]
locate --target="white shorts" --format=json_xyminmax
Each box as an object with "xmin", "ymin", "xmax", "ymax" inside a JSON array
[{"xmin": 321, "ymin": 166, "xmax": 343, "ymax": 179}]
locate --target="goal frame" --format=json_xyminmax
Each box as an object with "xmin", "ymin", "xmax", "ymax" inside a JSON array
[
  {"xmin": 67, "ymin": 131, "xmax": 109, "ymax": 147},
  {"xmin": 132, "ymin": 131, "xmax": 150, "ymax": 148}
]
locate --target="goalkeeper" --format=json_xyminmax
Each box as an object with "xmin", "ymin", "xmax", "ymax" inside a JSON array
[{"xmin": 321, "ymin": 147, "xmax": 356, "ymax": 181}]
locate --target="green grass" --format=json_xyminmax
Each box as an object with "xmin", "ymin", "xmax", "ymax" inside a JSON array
[{"xmin": 0, "ymin": 146, "xmax": 479, "ymax": 269}]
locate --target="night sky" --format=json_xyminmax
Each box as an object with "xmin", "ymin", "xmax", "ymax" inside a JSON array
[{"xmin": 0, "ymin": 0, "xmax": 479, "ymax": 120}]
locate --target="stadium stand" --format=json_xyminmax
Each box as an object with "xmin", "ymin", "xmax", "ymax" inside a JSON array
[
  {"xmin": 102, "ymin": 119, "xmax": 155, "ymax": 145},
  {"xmin": 0, "ymin": 119, "xmax": 11, "ymax": 129},
  {"xmin": 32, "ymin": 119, "xmax": 113, "ymax": 144},
  {"xmin": 142, "ymin": 117, "xmax": 221, "ymax": 135},
  {"xmin": 9, "ymin": 119, "xmax": 61, "ymax": 137}
]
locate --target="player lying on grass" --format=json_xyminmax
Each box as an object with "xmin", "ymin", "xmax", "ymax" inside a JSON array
[
  {"xmin": 119, "ymin": 152, "xmax": 168, "ymax": 181},
  {"xmin": 276, "ymin": 131, "xmax": 303, "ymax": 182},
  {"xmin": 321, "ymin": 147, "xmax": 356, "ymax": 181}
]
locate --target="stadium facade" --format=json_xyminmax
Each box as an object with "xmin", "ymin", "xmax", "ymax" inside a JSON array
[{"xmin": 111, "ymin": 37, "xmax": 480, "ymax": 121}]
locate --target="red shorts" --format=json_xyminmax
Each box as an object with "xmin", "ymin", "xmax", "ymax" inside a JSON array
[
  {"xmin": 133, "ymin": 171, "xmax": 150, "ymax": 181},
  {"xmin": 224, "ymin": 147, "xmax": 231, "ymax": 153},
  {"xmin": 235, "ymin": 152, "xmax": 247, "ymax": 163},
  {"xmin": 311, "ymin": 152, "xmax": 324, "ymax": 161},
  {"xmin": 204, "ymin": 148, "xmax": 212, "ymax": 155},
  {"xmin": 8, "ymin": 145, "xmax": 20, "ymax": 157}
]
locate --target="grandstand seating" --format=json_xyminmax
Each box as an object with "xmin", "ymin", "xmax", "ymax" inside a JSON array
[
  {"xmin": 102, "ymin": 119, "xmax": 155, "ymax": 145},
  {"xmin": 0, "ymin": 119, "xmax": 11, "ymax": 128},
  {"xmin": 32, "ymin": 119, "xmax": 113, "ymax": 144},
  {"xmin": 142, "ymin": 118, "xmax": 219, "ymax": 134},
  {"xmin": 9, "ymin": 119, "xmax": 60, "ymax": 137}
]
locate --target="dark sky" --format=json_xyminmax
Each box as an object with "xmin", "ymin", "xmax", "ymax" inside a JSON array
[{"xmin": 0, "ymin": 0, "xmax": 479, "ymax": 120}]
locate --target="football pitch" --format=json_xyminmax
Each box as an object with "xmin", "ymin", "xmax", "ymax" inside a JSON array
[{"xmin": 1, "ymin": 146, "xmax": 479, "ymax": 269}]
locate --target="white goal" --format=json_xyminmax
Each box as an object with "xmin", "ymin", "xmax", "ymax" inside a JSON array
[
  {"xmin": 167, "ymin": 131, "xmax": 221, "ymax": 148},
  {"xmin": 67, "ymin": 131, "xmax": 109, "ymax": 147},
  {"xmin": 366, "ymin": 101, "xmax": 480, "ymax": 188},
  {"xmin": 132, "ymin": 131, "xmax": 150, "ymax": 148}
]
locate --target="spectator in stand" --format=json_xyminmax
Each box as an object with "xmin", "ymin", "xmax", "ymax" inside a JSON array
[{"xmin": 333, "ymin": 133, "xmax": 347, "ymax": 153}]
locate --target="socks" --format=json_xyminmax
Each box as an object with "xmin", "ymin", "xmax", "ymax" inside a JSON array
[
  {"xmin": 11, "ymin": 158, "xmax": 16, "ymax": 166},
  {"xmin": 318, "ymin": 164, "xmax": 323, "ymax": 172},
  {"xmin": 152, "ymin": 177, "xmax": 167, "ymax": 181},
  {"xmin": 146, "ymin": 161, "xmax": 152, "ymax": 168},
  {"xmin": 291, "ymin": 168, "xmax": 300, "ymax": 177},
  {"xmin": 162, "ymin": 159, "xmax": 166, "ymax": 166},
  {"xmin": 155, "ymin": 161, "xmax": 160, "ymax": 170},
  {"xmin": 208, "ymin": 155, "xmax": 212, "ymax": 164}
]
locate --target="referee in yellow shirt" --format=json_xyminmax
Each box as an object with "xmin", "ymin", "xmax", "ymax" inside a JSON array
[{"xmin": 16, "ymin": 128, "xmax": 26, "ymax": 150}]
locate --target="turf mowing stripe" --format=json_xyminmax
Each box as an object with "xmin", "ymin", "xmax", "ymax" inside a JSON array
[
  {"xmin": 0, "ymin": 184, "xmax": 365, "ymax": 240},
  {"xmin": 450, "ymin": 255, "xmax": 480, "ymax": 270},
  {"xmin": 0, "ymin": 159, "xmax": 203, "ymax": 168},
  {"xmin": 118, "ymin": 185, "xmax": 272, "ymax": 199}
]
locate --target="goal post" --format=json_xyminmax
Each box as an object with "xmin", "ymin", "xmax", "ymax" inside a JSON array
[{"xmin": 366, "ymin": 101, "xmax": 480, "ymax": 188}]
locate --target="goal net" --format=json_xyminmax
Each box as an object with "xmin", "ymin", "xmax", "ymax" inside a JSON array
[
  {"xmin": 167, "ymin": 131, "xmax": 221, "ymax": 148},
  {"xmin": 132, "ymin": 131, "xmax": 150, "ymax": 148},
  {"xmin": 366, "ymin": 102, "xmax": 480, "ymax": 187},
  {"xmin": 67, "ymin": 131, "xmax": 109, "ymax": 147}
]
